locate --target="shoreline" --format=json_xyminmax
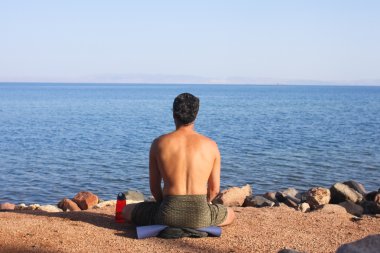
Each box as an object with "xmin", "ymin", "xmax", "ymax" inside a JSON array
[{"xmin": 1, "ymin": 180, "xmax": 379, "ymax": 253}]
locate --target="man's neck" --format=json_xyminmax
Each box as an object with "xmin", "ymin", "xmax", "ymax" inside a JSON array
[{"xmin": 175, "ymin": 123, "xmax": 195, "ymax": 132}]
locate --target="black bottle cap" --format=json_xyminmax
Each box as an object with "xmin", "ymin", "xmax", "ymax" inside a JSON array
[{"xmin": 117, "ymin": 192, "xmax": 126, "ymax": 200}]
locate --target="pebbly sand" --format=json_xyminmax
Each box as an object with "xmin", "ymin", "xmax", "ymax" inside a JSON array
[{"xmin": 0, "ymin": 205, "xmax": 379, "ymax": 253}]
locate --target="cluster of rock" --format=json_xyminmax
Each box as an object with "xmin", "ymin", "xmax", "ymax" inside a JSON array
[
  {"xmin": 0, "ymin": 181, "xmax": 378, "ymax": 217},
  {"xmin": 0, "ymin": 191, "xmax": 145, "ymax": 213},
  {"xmin": 212, "ymin": 180, "xmax": 380, "ymax": 217}
]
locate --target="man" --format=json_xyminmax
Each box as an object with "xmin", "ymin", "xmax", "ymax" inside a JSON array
[{"xmin": 123, "ymin": 93, "xmax": 235, "ymax": 228}]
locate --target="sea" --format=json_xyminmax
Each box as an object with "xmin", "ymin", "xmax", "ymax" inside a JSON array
[{"xmin": 0, "ymin": 83, "xmax": 379, "ymax": 204}]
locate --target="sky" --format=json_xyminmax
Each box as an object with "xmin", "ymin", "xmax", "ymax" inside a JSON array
[{"xmin": 1, "ymin": 1, "xmax": 380, "ymax": 85}]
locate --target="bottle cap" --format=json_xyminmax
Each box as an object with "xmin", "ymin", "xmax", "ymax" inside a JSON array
[{"xmin": 117, "ymin": 192, "xmax": 126, "ymax": 200}]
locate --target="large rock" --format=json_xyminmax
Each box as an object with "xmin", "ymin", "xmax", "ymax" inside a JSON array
[
  {"xmin": 38, "ymin": 205, "xmax": 62, "ymax": 212},
  {"xmin": 58, "ymin": 198, "xmax": 81, "ymax": 212},
  {"xmin": 0, "ymin": 202, "xmax": 15, "ymax": 211},
  {"xmin": 339, "ymin": 201, "xmax": 364, "ymax": 216},
  {"xmin": 336, "ymin": 234, "xmax": 380, "ymax": 253},
  {"xmin": 315, "ymin": 204, "xmax": 348, "ymax": 215},
  {"xmin": 343, "ymin": 180, "xmax": 366, "ymax": 195},
  {"xmin": 124, "ymin": 191, "xmax": 145, "ymax": 202},
  {"xmin": 330, "ymin": 183, "xmax": 363, "ymax": 204},
  {"xmin": 72, "ymin": 191, "xmax": 99, "ymax": 210},
  {"xmin": 243, "ymin": 196, "xmax": 275, "ymax": 208},
  {"xmin": 212, "ymin": 184, "xmax": 252, "ymax": 207},
  {"xmin": 305, "ymin": 187, "xmax": 331, "ymax": 209}
]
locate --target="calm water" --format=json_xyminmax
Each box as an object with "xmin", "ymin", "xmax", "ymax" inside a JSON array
[{"xmin": 0, "ymin": 83, "xmax": 379, "ymax": 204}]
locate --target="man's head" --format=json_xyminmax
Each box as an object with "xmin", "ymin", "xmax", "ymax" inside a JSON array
[{"xmin": 173, "ymin": 93, "xmax": 200, "ymax": 125}]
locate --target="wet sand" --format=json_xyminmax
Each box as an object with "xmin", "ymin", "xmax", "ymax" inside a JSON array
[{"xmin": 0, "ymin": 205, "xmax": 379, "ymax": 253}]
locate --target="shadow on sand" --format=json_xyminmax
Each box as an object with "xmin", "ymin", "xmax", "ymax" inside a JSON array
[{"xmin": 8, "ymin": 209, "xmax": 136, "ymax": 239}]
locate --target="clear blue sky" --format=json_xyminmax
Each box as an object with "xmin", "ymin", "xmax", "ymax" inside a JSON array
[{"xmin": 1, "ymin": 1, "xmax": 379, "ymax": 84}]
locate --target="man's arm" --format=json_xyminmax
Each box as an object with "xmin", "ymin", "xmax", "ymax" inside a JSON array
[
  {"xmin": 149, "ymin": 139, "xmax": 163, "ymax": 203},
  {"xmin": 207, "ymin": 144, "xmax": 221, "ymax": 202}
]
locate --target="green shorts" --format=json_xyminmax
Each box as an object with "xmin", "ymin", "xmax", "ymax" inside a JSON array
[{"xmin": 131, "ymin": 195, "xmax": 228, "ymax": 228}]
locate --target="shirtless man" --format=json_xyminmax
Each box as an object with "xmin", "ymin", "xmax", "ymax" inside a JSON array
[{"xmin": 123, "ymin": 93, "xmax": 235, "ymax": 228}]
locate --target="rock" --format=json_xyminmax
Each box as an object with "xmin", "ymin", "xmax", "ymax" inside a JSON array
[
  {"xmin": 275, "ymin": 192, "xmax": 287, "ymax": 202},
  {"xmin": 305, "ymin": 187, "xmax": 331, "ymax": 209},
  {"xmin": 263, "ymin": 192, "xmax": 278, "ymax": 202},
  {"xmin": 283, "ymin": 196, "xmax": 299, "ymax": 208},
  {"xmin": 330, "ymin": 183, "xmax": 363, "ymax": 204},
  {"xmin": 25, "ymin": 204, "xmax": 40, "ymax": 210},
  {"xmin": 336, "ymin": 234, "xmax": 380, "ymax": 253},
  {"xmin": 58, "ymin": 198, "xmax": 81, "ymax": 212},
  {"xmin": 94, "ymin": 200, "xmax": 117, "ymax": 209},
  {"xmin": 375, "ymin": 193, "xmax": 380, "ymax": 204},
  {"xmin": 212, "ymin": 184, "xmax": 252, "ymax": 207},
  {"xmin": 278, "ymin": 249, "xmax": 304, "ymax": 253},
  {"xmin": 343, "ymin": 180, "xmax": 367, "ymax": 195},
  {"xmin": 282, "ymin": 188, "xmax": 299, "ymax": 199},
  {"xmin": 365, "ymin": 191, "xmax": 378, "ymax": 201},
  {"xmin": 315, "ymin": 204, "xmax": 348, "ymax": 215},
  {"xmin": 145, "ymin": 196, "xmax": 156, "ymax": 202},
  {"xmin": 361, "ymin": 201, "xmax": 380, "ymax": 215},
  {"xmin": 15, "ymin": 203, "xmax": 27, "ymax": 210},
  {"xmin": 243, "ymin": 196, "xmax": 275, "ymax": 208},
  {"xmin": 72, "ymin": 191, "xmax": 99, "ymax": 210},
  {"xmin": 339, "ymin": 201, "xmax": 364, "ymax": 216},
  {"xmin": 298, "ymin": 203, "xmax": 310, "ymax": 213},
  {"xmin": 272, "ymin": 192, "xmax": 297, "ymax": 208},
  {"xmin": 124, "ymin": 191, "xmax": 145, "ymax": 202},
  {"xmin": 0, "ymin": 202, "xmax": 15, "ymax": 211},
  {"xmin": 38, "ymin": 205, "xmax": 62, "ymax": 212}
]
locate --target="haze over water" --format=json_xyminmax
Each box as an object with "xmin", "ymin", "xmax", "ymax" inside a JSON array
[{"xmin": 0, "ymin": 83, "xmax": 379, "ymax": 204}]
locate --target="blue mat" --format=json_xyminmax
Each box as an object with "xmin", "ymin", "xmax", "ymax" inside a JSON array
[{"xmin": 136, "ymin": 225, "xmax": 222, "ymax": 239}]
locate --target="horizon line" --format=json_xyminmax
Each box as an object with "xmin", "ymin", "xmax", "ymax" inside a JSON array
[{"xmin": 1, "ymin": 81, "xmax": 380, "ymax": 87}]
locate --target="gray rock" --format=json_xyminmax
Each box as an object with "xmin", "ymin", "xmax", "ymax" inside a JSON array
[
  {"xmin": 124, "ymin": 190, "xmax": 145, "ymax": 202},
  {"xmin": 330, "ymin": 183, "xmax": 363, "ymax": 204},
  {"xmin": 336, "ymin": 234, "xmax": 380, "ymax": 253},
  {"xmin": 343, "ymin": 180, "xmax": 367, "ymax": 195},
  {"xmin": 361, "ymin": 200, "xmax": 380, "ymax": 215},
  {"xmin": 213, "ymin": 184, "xmax": 252, "ymax": 207},
  {"xmin": 243, "ymin": 196, "xmax": 275, "ymax": 208},
  {"xmin": 273, "ymin": 192, "xmax": 298, "ymax": 208},
  {"xmin": 305, "ymin": 187, "xmax": 331, "ymax": 209},
  {"xmin": 339, "ymin": 201, "xmax": 364, "ymax": 216},
  {"xmin": 282, "ymin": 188, "xmax": 299, "ymax": 198},
  {"xmin": 263, "ymin": 192, "xmax": 277, "ymax": 202}
]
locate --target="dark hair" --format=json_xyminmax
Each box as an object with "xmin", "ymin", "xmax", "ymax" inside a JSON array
[{"xmin": 173, "ymin": 93, "xmax": 200, "ymax": 125}]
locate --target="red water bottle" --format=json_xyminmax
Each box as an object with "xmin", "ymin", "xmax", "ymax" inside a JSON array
[{"xmin": 115, "ymin": 192, "xmax": 126, "ymax": 223}]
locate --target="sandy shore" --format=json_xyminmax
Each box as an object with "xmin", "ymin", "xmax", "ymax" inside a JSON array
[{"xmin": 0, "ymin": 205, "xmax": 379, "ymax": 253}]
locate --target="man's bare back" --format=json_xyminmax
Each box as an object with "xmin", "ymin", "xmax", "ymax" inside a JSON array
[
  {"xmin": 123, "ymin": 93, "xmax": 235, "ymax": 227},
  {"xmin": 149, "ymin": 125, "xmax": 221, "ymax": 202}
]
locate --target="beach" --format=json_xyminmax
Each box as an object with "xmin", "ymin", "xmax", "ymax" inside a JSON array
[{"xmin": 0, "ymin": 204, "xmax": 379, "ymax": 253}]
